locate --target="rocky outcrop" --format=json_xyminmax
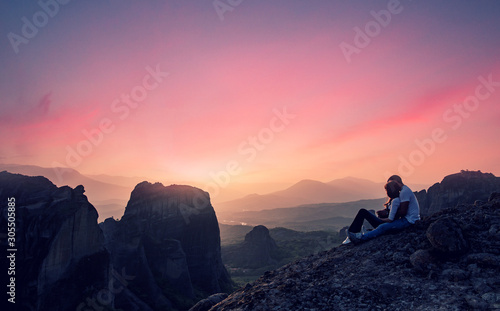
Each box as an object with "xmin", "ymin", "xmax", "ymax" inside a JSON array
[
  {"xmin": 0, "ymin": 171, "xmax": 109, "ymax": 311},
  {"xmin": 426, "ymin": 217, "xmax": 468, "ymax": 255},
  {"xmin": 243, "ymin": 226, "xmax": 280, "ymax": 267},
  {"xmin": 100, "ymin": 182, "xmax": 232, "ymax": 310},
  {"xmin": 415, "ymin": 170, "xmax": 500, "ymax": 216},
  {"xmin": 222, "ymin": 225, "xmax": 281, "ymax": 269},
  {"xmin": 210, "ymin": 192, "xmax": 500, "ymax": 310}
]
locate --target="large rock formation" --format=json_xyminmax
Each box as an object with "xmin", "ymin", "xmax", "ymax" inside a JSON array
[
  {"xmin": 100, "ymin": 182, "xmax": 232, "ymax": 310},
  {"xmin": 0, "ymin": 171, "xmax": 109, "ymax": 311},
  {"xmin": 209, "ymin": 193, "xmax": 500, "ymax": 310},
  {"xmin": 243, "ymin": 226, "xmax": 280, "ymax": 267},
  {"xmin": 222, "ymin": 225, "xmax": 281, "ymax": 269},
  {"xmin": 415, "ymin": 170, "xmax": 500, "ymax": 216}
]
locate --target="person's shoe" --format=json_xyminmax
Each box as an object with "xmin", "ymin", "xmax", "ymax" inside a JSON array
[
  {"xmin": 342, "ymin": 236, "xmax": 351, "ymax": 245},
  {"xmin": 347, "ymin": 231, "xmax": 362, "ymax": 245}
]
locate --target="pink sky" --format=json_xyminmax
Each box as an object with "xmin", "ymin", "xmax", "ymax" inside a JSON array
[{"xmin": 1, "ymin": 0, "xmax": 500, "ymax": 196}]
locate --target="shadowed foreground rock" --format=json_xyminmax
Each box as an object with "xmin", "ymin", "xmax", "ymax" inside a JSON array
[
  {"xmin": 210, "ymin": 193, "xmax": 500, "ymax": 311},
  {"xmin": 415, "ymin": 170, "xmax": 500, "ymax": 216},
  {"xmin": 190, "ymin": 293, "xmax": 229, "ymax": 311},
  {"xmin": 426, "ymin": 217, "xmax": 468, "ymax": 255},
  {"xmin": 101, "ymin": 182, "xmax": 232, "ymax": 310},
  {"xmin": 0, "ymin": 172, "xmax": 109, "ymax": 311}
]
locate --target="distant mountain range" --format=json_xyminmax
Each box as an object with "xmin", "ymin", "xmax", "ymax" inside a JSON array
[
  {"xmin": 218, "ymin": 170, "xmax": 500, "ymax": 232},
  {"xmin": 216, "ymin": 177, "xmax": 388, "ymax": 213},
  {"xmin": 0, "ymin": 164, "xmax": 132, "ymax": 200},
  {"xmin": 0, "ymin": 164, "xmax": 132, "ymax": 220}
]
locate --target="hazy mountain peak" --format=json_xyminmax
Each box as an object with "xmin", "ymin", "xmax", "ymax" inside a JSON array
[
  {"xmin": 329, "ymin": 176, "xmax": 378, "ymax": 183},
  {"xmin": 216, "ymin": 177, "xmax": 385, "ymax": 214},
  {"xmin": 283, "ymin": 179, "xmax": 331, "ymax": 191},
  {"xmin": 295, "ymin": 178, "xmax": 324, "ymax": 184}
]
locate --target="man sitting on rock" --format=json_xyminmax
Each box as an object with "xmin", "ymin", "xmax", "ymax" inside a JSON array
[{"xmin": 343, "ymin": 175, "xmax": 420, "ymax": 245}]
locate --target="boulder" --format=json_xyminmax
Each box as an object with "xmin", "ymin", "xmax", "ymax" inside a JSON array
[
  {"xmin": 410, "ymin": 249, "xmax": 437, "ymax": 272},
  {"xmin": 426, "ymin": 217, "xmax": 468, "ymax": 255}
]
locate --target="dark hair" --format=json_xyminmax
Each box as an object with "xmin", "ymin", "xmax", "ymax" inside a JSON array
[
  {"xmin": 387, "ymin": 175, "xmax": 403, "ymax": 185},
  {"xmin": 384, "ymin": 180, "xmax": 402, "ymax": 207}
]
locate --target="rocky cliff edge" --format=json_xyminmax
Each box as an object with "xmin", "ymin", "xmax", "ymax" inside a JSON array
[
  {"xmin": 0, "ymin": 171, "xmax": 109, "ymax": 311},
  {"xmin": 210, "ymin": 193, "xmax": 500, "ymax": 311}
]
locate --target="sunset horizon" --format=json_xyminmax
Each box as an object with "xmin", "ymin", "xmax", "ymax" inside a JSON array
[{"xmin": 2, "ymin": 0, "xmax": 500, "ymax": 201}]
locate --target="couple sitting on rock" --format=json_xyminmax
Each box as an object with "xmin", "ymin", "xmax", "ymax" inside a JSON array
[{"xmin": 343, "ymin": 175, "xmax": 420, "ymax": 245}]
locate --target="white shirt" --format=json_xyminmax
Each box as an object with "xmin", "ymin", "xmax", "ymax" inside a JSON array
[
  {"xmin": 388, "ymin": 198, "xmax": 401, "ymax": 221},
  {"xmin": 399, "ymin": 185, "xmax": 420, "ymax": 224}
]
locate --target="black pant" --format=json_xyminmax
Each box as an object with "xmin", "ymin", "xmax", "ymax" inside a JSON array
[{"xmin": 348, "ymin": 209, "xmax": 384, "ymax": 233}]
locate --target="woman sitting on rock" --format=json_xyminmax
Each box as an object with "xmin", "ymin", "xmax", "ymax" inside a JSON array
[{"xmin": 344, "ymin": 176, "xmax": 420, "ymax": 244}]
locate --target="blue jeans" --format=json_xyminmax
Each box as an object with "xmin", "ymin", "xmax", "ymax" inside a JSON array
[{"xmin": 361, "ymin": 217, "xmax": 411, "ymax": 241}]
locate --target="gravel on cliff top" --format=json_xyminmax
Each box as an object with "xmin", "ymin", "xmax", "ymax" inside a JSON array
[{"xmin": 209, "ymin": 193, "xmax": 500, "ymax": 311}]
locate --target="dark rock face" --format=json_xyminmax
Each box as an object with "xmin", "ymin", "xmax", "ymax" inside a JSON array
[
  {"xmin": 0, "ymin": 171, "xmax": 109, "ymax": 311},
  {"xmin": 210, "ymin": 194, "xmax": 500, "ymax": 310},
  {"xmin": 101, "ymin": 182, "xmax": 232, "ymax": 310},
  {"xmin": 426, "ymin": 217, "xmax": 468, "ymax": 255},
  {"xmin": 243, "ymin": 225, "xmax": 280, "ymax": 268},
  {"xmin": 222, "ymin": 225, "xmax": 281, "ymax": 269},
  {"xmin": 415, "ymin": 170, "xmax": 500, "ymax": 216}
]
